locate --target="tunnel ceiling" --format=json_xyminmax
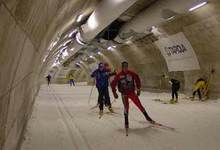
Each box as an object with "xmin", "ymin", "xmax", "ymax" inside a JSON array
[
  {"xmin": 118, "ymin": 0, "xmax": 157, "ymax": 21},
  {"xmin": 2, "ymin": 0, "xmax": 220, "ymax": 149},
  {"xmin": 43, "ymin": 0, "xmax": 211, "ymax": 75},
  {"xmin": 44, "ymin": 0, "xmax": 160, "ymax": 70}
]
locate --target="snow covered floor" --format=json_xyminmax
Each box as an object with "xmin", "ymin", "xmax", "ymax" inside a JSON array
[{"xmin": 21, "ymin": 84, "xmax": 220, "ymax": 150}]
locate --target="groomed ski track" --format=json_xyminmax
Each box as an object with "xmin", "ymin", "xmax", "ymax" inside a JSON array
[{"xmin": 21, "ymin": 84, "xmax": 220, "ymax": 150}]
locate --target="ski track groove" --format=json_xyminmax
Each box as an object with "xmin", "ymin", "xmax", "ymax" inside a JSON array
[
  {"xmin": 49, "ymin": 87, "xmax": 93, "ymax": 150},
  {"xmin": 47, "ymin": 88, "xmax": 79, "ymax": 150},
  {"xmin": 21, "ymin": 85, "xmax": 220, "ymax": 150}
]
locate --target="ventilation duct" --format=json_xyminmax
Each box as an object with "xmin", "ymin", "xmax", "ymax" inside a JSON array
[
  {"xmin": 97, "ymin": 20, "xmax": 126, "ymax": 40},
  {"xmin": 60, "ymin": 0, "xmax": 138, "ymax": 65},
  {"xmin": 115, "ymin": 0, "xmax": 208, "ymax": 42}
]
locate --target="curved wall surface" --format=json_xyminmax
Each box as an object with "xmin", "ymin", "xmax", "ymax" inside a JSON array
[{"xmin": 0, "ymin": 0, "xmax": 220, "ymax": 149}]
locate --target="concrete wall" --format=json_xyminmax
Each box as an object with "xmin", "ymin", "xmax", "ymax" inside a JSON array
[
  {"xmin": 89, "ymin": 0, "xmax": 220, "ymax": 96},
  {"xmin": 150, "ymin": 0, "xmax": 220, "ymax": 96},
  {"xmin": 0, "ymin": 0, "xmax": 88, "ymax": 149},
  {"xmin": 0, "ymin": 2, "xmax": 41, "ymax": 149},
  {"xmin": 0, "ymin": 0, "xmax": 220, "ymax": 150}
]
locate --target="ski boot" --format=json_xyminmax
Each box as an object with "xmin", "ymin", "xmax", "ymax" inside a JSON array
[
  {"xmin": 190, "ymin": 96, "xmax": 195, "ymax": 101},
  {"xmin": 99, "ymin": 110, "xmax": 103, "ymax": 119},
  {"xmin": 174, "ymin": 99, "xmax": 178, "ymax": 103},
  {"xmin": 108, "ymin": 107, "xmax": 114, "ymax": 113},
  {"xmin": 170, "ymin": 99, "xmax": 175, "ymax": 104}
]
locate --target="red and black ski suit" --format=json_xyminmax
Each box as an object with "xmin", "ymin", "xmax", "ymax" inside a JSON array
[{"xmin": 111, "ymin": 70, "xmax": 153, "ymax": 128}]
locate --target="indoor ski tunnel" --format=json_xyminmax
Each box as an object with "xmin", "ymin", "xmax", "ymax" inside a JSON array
[{"xmin": 0, "ymin": 0, "xmax": 220, "ymax": 150}]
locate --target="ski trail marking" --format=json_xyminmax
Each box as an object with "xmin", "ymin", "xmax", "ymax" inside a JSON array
[{"xmin": 49, "ymin": 87, "xmax": 92, "ymax": 150}]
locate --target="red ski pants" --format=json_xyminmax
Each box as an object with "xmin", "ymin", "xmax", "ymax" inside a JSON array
[{"xmin": 122, "ymin": 92, "xmax": 146, "ymax": 114}]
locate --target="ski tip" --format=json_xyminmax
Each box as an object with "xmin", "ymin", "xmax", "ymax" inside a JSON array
[{"xmin": 153, "ymin": 122, "xmax": 175, "ymax": 131}]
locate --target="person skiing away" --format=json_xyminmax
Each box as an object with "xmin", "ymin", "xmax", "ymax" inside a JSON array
[
  {"xmin": 46, "ymin": 74, "xmax": 51, "ymax": 86},
  {"xmin": 169, "ymin": 78, "xmax": 180, "ymax": 103},
  {"xmin": 111, "ymin": 61, "xmax": 157, "ymax": 136},
  {"xmin": 91, "ymin": 62, "xmax": 115, "ymax": 117},
  {"xmin": 192, "ymin": 78, "xmax": 206, "ymax": 101},
  {"xmin": 69, "ymin": 74, "xmax": 75, "ymax": 86}
]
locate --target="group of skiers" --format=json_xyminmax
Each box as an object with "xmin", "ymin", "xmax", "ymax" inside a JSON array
[
  {"xmin": 46, "ymin": 74, "xmax": 75, "ymax": 86},
  {"xmin": 90, "ymin": 61, "xmax": 209, "ymax": 134},
  {"xmin": 91, "ymin": 61, "xmax": 156, "ymax": 134},
  {"xmin": 45, "ymin": 61, "xmax": 208, "ymax": 135},
  {"xmin": 168, "ymin": 77, "xmax": 208, "ymax": 102}
]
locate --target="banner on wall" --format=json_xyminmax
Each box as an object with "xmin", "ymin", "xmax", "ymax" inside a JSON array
[{"xmin": 155, "ymin": 32, "xmax": 200, "ymax": 72}]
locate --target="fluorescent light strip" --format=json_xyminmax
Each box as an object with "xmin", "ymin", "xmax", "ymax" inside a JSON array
[
  {"xmin": 68, "ymin": 29, "xmax": 77, "ymax": 38},
  {"xmin": 77, "ymin": 14, "xmax": 84, "ymax": 22},
  {"xmin": 63, "ymin": 50, "xmax": 69, "ymax": 57},
  {"xmin": 167, "ymin": 16, "xmax": 175, "ymax": 21},
  {"xmin": 63, "ymin": 39, "xmax": 71, "ymax": 46},
  {"xmin": 189, "ymin": 2, "xmax": 207, "ymax": 11},
  {"xmin": 76, "ymin": 33, "xmax": 87, "ymax": 46}
]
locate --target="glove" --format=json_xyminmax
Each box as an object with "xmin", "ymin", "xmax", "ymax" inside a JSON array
[
  {"xmin": 113, "ymin": 92, "xmax": 119, "ymax": 99},
  {"xmin": 137, "ymin": 89, "xmax": 141, "ymax": 96}
]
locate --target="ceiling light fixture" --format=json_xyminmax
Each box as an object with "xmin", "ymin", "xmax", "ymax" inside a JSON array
[
  {"xmin": 107, "ymin": 47, "xmax": 112, "ymax": 50},
  {"xmin": 63, "ymin": 50, "xmax": 69, "ymax": 57},
  {"xmin": 189, "ymin": 1, "xmax": 207, "ymax": 11},
  {"xmin": 70, "ymin": 48, "xmax": 75, "ymax": 51},
  {"xmin": 76, "ymin": 14, "xmax": 84, "ymax": 22},
  {"xmin": 107, "ymin": 46, "xmax": 115, "ymax": 51},
  {"xmin": 76, "ymin": 32, "xmax": 87, "ymax": 46},
  {"xmin": 167, "ymin": 16, "xmax": 175, "ymax": 20},
  {"xmin": 68, "ymin": 29, "xmax": 77, "ymax": 38},
  {"xmin": 63, "ymin": 39, "xmax": 72, "ymax": 46},
  {"xmin": 87, "ymin": 14, "xmax": 98, "ymax": 30},
  {"xmin": 112, "ymin": 45, "xmax": 117, "ymax": 48},
  {"xmin": 59, "ymin": 46, "xmax": 68, "ymax": 52}
]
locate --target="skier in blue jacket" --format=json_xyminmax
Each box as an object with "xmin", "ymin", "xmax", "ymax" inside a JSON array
[{"xmin": 91, "ymin": 62, "xmax": 115, "ymax": 116}]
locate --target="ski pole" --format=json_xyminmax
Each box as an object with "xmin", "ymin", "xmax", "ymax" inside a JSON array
[{"xmin": 88, "ymin": 80, "xmax": 95, "ymax": 104}]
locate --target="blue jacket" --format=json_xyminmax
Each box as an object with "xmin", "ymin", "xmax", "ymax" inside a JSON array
[{"xmin": 91, "ymin": 69, "xmax": 114, "ymax": 89}]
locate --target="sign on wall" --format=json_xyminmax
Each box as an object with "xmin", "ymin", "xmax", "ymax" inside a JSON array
[{"xmin": 155, "ymin": 32, "xmax": 200, "ymax": 72}]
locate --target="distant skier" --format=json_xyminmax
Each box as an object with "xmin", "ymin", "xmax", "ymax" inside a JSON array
[
  {"xmin": 169, "ymin": 79, "xmax": 180, "ymax": 103},
  {"xmin": 46, "ymin": 74, "xmax": 51, "ymax": 86},
  {"xmin": 111, "ymin": 61, "xmax": 156, "ymax": 135},
  {"xmin": 192, "ymin": 78, "xmax": 206, "ymax": 101},
  {"xmin": 91, "ymin": 62, "xmax": 115, "ymax": 117},
  {"xmin": 69, "ymin": 74, "xmax": 75, "ymax": 86}
]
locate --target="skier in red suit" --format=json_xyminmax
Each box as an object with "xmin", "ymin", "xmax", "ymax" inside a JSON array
[{"xmin": 111, "ymin": 61, "xmax": 156, "ymax": 132}]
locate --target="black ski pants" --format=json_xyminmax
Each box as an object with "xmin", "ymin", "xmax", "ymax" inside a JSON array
[
  {"xmin": 193, "ymin": 89, "xmax": 202, "ymax": 100},
  {"xmin": 172, "ymin": 88, "xmax": 178, "ymax": 100},
  {"xmin": 97, "ymin": 87, "xmax": 111, "ymax": 111}
]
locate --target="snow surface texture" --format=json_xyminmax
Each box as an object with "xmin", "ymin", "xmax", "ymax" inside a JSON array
[{"xmin": 21, "ymin": 84, "xmax": 220, "ymax": 150}]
